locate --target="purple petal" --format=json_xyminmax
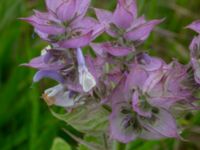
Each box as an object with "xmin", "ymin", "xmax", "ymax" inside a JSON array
[
  {"xmin": 107, "ymin": 69, "xmax": 123, "ymax": 84},
  {"xmin": 113, "ymin": 0, "xmax": 134, "ymax": 29},
  {"xmin": 104, "ymin": 43, "xmax": 134, "ymax": 56},
  {"xmin": 76, "ymin": 0, "xmax": 91, "ymax": 17},
  {"xmin": 186, "ymin": 20, "xmax": 200, "ymax": 34},
  {"xmin": 22, "ymin": 56, "xmax": 46, "ymax": 69},
  {"xmin": 72, "ymin": 17, "xmax": 98, "ymax": 32},
  {"xmin": 94, "ymin": 8, "xmax": 113, "ymax": 24},
  {"xmin": 91, "ymin": 42, "xmax": 133, "ymax": 57},
  {"xmin": 136, "ymin": 53, "xmax": 164, "ymax": 71},
  {"xmin": 142, "ymin": 71, "xmax": 164, "ymax": 93},
  {"xmin": 140, "ymin": 129, "xmax": 164, "ymax": 140},
  {"xmin": 58, "ymin": 31, "xmax": 93, "ymax": 48},
  {"xmin": 33, "ymin": 70, "xmax": 64, "ymax": 83},
  {"xmin": 125, "ymin": 0, "xmax": 137, "ymax": 19},
  {"xmin": 65, "ymin": 80, "xmax": 83, "ymax": 93},
  {"xmin": 132, "ymin": 91, "xmax": 152, "ymax": 117},
  {"xmin": 56, "ymin": 0, "xmax": 76, "ymax": 22},
  {"xmin": 85, "ymin": 56, "xmax": 104, "ymax": 81},
  {"xmin": 45, "ymin": 0, "xmax": 63, "ymax": 12},
  {"xmin": 124, "ymin": 19, "xmax": 163, "ymax": 42},
  {"xmin": 109, "ymin": 75, "xmax": 128, "ymax": 105},
  {"xmin": 126, "ymin": 64, "xmax": 148, "ymax": 90},
  {"xmin": 139, "ymin": 109, "xmax": 179, "ymax": 138},
  {"xmin": 194, "ymin": 69, "xmax": 200, "ymax": 84},
  {"xmin": 109, "ymin": 106, "xmax": 138, "ymax": 143},
  {"xmin": 189, "ymin": 35, "xmax": 200, "ymax": 58},
  {"xmin": 148, "ymin": 96, "xmax": 184, "ymax": 109},
  {"xmin": 20, "ymin": 16, "xmax": 64, "ymax": 35},
  {"xmin": 127, "ymin": 16, "xmax": 146, "ymax": 32},
  {"xmin": 23, "ymin": 55, "xmax": 64, "ymax": 70},
  {"xmin": 90, "ymin": 43, "xmax": 107, "ymax": 57}
]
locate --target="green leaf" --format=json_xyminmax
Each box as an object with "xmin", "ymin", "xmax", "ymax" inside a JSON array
[
  {"xmin": 51, "ymin": 137, "xmax": 71, "ymax": 150},
  {"xmin": 76, "ymin": 134, "xmax": 112, "ymax": 150},
  {"xmin": 51, "ymin": 104, "xmax": 109, "ymax": 134}
]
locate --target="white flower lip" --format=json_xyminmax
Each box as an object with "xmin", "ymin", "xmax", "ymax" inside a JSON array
[
  {"xmin": 43, "ymin": 84, "xmax": 83, "ymax": 107},
  {"xmin": 78, "ymin": 66, "xmax": 96, "ymax": 92},
  {"xmin": 76, "ymin": 48, "xmax": 96, "ymax": 92}
]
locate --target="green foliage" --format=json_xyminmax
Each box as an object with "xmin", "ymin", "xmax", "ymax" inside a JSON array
[
  {"xmin": 51, "ymin": 137, "xmax": 72, "ymax": 150},
  {"xmin": 51, "ymin": 104, "xmax": 109, "ymax": 134}
]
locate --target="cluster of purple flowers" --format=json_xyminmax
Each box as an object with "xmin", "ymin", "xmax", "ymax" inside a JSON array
[{"xmin": 22, "ymin": 0, "xmax": 200, "ymax": 143}]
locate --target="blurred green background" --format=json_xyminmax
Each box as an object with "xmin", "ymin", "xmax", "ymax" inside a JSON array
[{"xmin": 1, "ymin": 0, "xmax": 200, "ymax": 150}]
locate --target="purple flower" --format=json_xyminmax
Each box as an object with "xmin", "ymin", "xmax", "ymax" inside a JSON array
[
  {"xmin": 126, "ymin": 53, "xmax": 193, "ymax": 109},
  {"xmin": 187, "ymin": 21, "xmax": 200, "ymax": 84},
  {"xmin": 91, "ymin": 0, "xmax": 163, "ymax": 57},
  {"xmin": 109, "ymin": 75, "xmax": 179, "ymax": 143},
  {"xmin": 21, "ymin": 0, "xmax": 105, "ymax": 48}
]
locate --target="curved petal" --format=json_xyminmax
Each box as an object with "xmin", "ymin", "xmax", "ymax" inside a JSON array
[
  {"xmin": 33, "ymin": 70, "xmax": 64, "ymax": 83},
  {"xmin": 125, "ymin": 0, "xmax": 137, "ymax": 19},
  {"xmin": 109, "ymin": 106, "xmax": 138, "ymax": 143},
  {"xmin": 90, "ymin": 43, "xmax": 107, "ymax": 57},
  {"xmin": 132, "ymin": 91, "xmax": 152, "ymax": 117},
  {"xmin": 58, "ymin": 31, "xmax": 93, "ymax": 48},
  {"xmin": 139, "ymin": 109, "xmax": 179, "ymax": 138},
  {"xmin": 126, "ymin": 64, "xmax": 148, "ymax": 90},
  {"xmin": 76, "ymin": 0, "xmax": 91, "ymax": 17},
  {"xmin": 113, "ymin": 0, "xmax": 133, "ymax": 29},
  {"xmin": 91, "ymin": 42, "xmax": 133, "ymax": 57},
  {"xmin": 85, "ymin": 56, "xmax": 104, "ymax": 81},
  {"xmin": 142, "ymin": 71, "xmax": 164, "ymax": 93},
  {"xmin": 148, "ymin": 96, "xmax": 184, "ymax": 109},
  {"xmin": 20, "ymin": 16, "xmax": 64, "ymax": 35},
  {"xmin": 94, "ymin": 8, "xmax": 113, "ymax": 24},
  {"xmin": 56, "ymin": 0, "xmax": 76, "ymax": 22},
  {"xmin": 45, "ymin": 0, "xmax": 63, "ymax": 12},
  {"xmin": 124, "ymin": 19, "xmax": 163, "ymax": 42},
  {"xmin": 136, "ymin": 53, "xmax": 163, "ymax": 71},
  {"xmin": 103, "ymin": 43, "xmax": 134, "ymax": 56},
  {"xmin": 186, "ymin": 20, "xmax": 200, "ymax": 34}
]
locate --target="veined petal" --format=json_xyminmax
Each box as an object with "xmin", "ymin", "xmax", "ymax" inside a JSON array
[
  {"xmin": 124, "ymin": 19, "xmax": 163, "ymax": 42},
  {"xmin": 124, "ymin": 0, "xmax": 137, "ymax": 19},
  {"xmin": 94, "ymin": 8, "xmax": 113, "ymax": 24},
  {"xmin": 186, "ymin": 20, "xmax": 200, "ymax": 34},
  {"xmin": 139, "ymin": 109, "xmax": 179, "ymax": 138},
  {"xmin": 45, "ymin": 0, "xmax": 63, "ymax": 12},
  {"xmin": 85, "ymin": 56, "xmax": 104, "ymax": 81},
  {"xmin": 91, "ymin": 42, "xmax": 133, "ymax": 57},
  {"xmin": 126, "ymin": 64, "xmax": 148, "ymax": 90},
  {"xmin": 136, "ymin": 53, "xmax": 163, "ymax": 71},
  {"xmin": 20, "ymin": 16, "xmax": 64, "ymax": 35},
  {"xmin": 33, "ymin": 70, "xmax": 64, "ymax": 83},
  {"xmin": 90, "ymin": 43, "xmax": 107, "ymax": 57},
  {"xmin": 113, "ymin": 0, "xmax": 133, "ymax": 29},
  {"xmin": 142, "ymin": 71, "xmax": 164, "ymax": 93},
  {"xmin": 58, "ymin": 31, "xmax": 93, "ymax": 48},
  {"xmin": 56, "ymin": 0, "xmax": 76, "ymax": 22},
  {"xmin": 104, "ymin": 42, "xmax": 134, "ymax": 56},
  {"xmin": 76, "ymin": 0, "xmax": 91, "ymax": 17},
  {"xmin": 109, "ymin": 105, "xmax": 139, "ymax": 143}
]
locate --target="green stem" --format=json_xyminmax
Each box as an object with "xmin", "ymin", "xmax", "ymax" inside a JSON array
[{"xmin": 113, "ymin": 141, "xmax": 126, "ymax": 150}]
